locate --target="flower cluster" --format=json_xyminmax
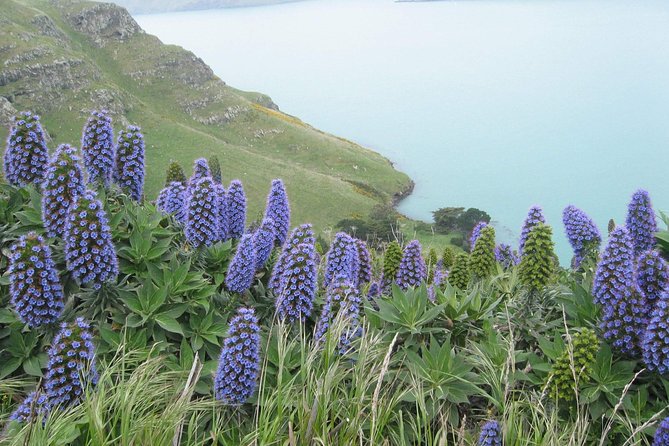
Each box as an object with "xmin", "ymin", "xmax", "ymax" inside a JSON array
[
  {"xmin": 636, "ymin": 250, "xmax": 668, "ymax": 305},
  {"xmin": 225, "ymin": 234, "xmax": 256, "ymax": 293},
  {"xmin": 395, "ymin": 240, "xmax": 427, "ymax": 290},
  {"xmin": 315, "ymin": 275, "xmax": 362, "ymax": 352},
  {"xmin": 276, "ymin": 242, "xmax": 318, "ymax": 323},
  {"xmin": 449, "ymin": 253, "xmax": 471, "ymax": 289},
  {"xmin": 269, "ymin": 224, "xmax": 315, "ymax": 294},
  {"xmin": 10, "ymin": 391, "xmax": 49, "ymax": 424},
  {"xmin": 382, "ymin": 241, "xmax": 403, "ymax": 292},
  {"xmin": 518, "ymin": 223, "xmax": 556, "ymax": 292},
  {"xmin": 9, "ymin": 232, "xmax": 64, "ymax": 327},
  {"xmin": 519, "ymin": 205, "xmax": 545, "ymax": 254},
  {"xmin": 44, "ymin": 318, "xmax": 98, "ymax": 409},
  {"xmin": 547, "ymin": 328, "xmax": 599, "ymax": 403},
  {"xmin": 81, "ymin": 110, "xmax": 115, "ymax": 188},
  {"xmin": 41, "ymin": 144, "xmax": 85, "ymax": 238},
  {"xmin": 164, "ymin": 160, "xmax": 186, "ymax": 186},
  {"xmin": 357, "ymin": 240, "xmax": 373, "ymax": 286},
  {"xmin": 157, "ymin": 181, "xmax": 188, "ymax": 224},
  {"xmin": 469, "ymin": 221, "xmax": 488, "ymax": 252},
  {"xmin": 64, "ymin": 190, "xmax": 118, "ymax": 289},
  {"xmin": 367, "ymin": 281, "xmax": 381, "ymax": 299},
  {"xmin": 264, "ymin": 179, "xmax": 290, "ymax": 246},
  {"xmin": 470, "ymin": 226, "xmax": 496, "ymax": 279},
  {"xmin": 215, "ymin": 182, "xmax": 228, "ymax": 241},
  {"xmin": 653, "ymin": 417, "xmax": 669, "ymax": 446},
  {"xmin": 562, "ymin": 205, "xmax": 601, "ymax": 267},
  {"xmin": 642, "ymin": 290, "xmax": 669, "ymax": 374},
  {"xmin": 626, "ymin": 189, "xmax": 657, "ymax": 256},
  {"xmin": 324, "ymin": 232, "xmax": 360, "ymax": 288},
  {"xmin": 477, "ymin": 420, "xmax": 502, "ymax": 446},
  {"xmin": 253, "ymin": 217, "xmax": 275, "ymax": 270},
  {"xmin": 226, "ymin": 180, "xmax": 246, "ymax": 240},
  {"xmin": 592, "ymin": 226, "xmax": 635, "ymax": 306},
  {"xmin": 494, "ymin": 244, "xmax": 519, "ymax": 269},
  {"xmin": 113, "ymin": 125, "xmax": 145, "ymax": 201},
  {"xmin": 214, "ymin": 307, "xmax": 261, "ymax": 405},
  {"xmin": 185, "ymin": 177, "xmax": 220, "ymax": 248},
  {"xmin": 187, "ymin": 158, "xmax": 211, "ymax": 192},
  {"xmin": 3, "ymin": 111, "xmax": 49, "ymax": 187}
]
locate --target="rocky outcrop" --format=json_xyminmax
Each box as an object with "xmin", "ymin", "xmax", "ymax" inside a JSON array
[
  {"xmin": 0, "ymin": 97, "xmax": 17, "ymax": 129},
  {"xmin": 31, "ymin": 15, "xmax": 67, "ymax": 41},
  {"xmin": 66, "ymin": 3, "xmax": 143, "ymax": 47},
  {"xmin": 0, "ymin": 59, "xmax": 96, "ymax": 90}
]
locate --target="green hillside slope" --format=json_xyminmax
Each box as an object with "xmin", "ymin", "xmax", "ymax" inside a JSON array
[{"xmin": 0, "ymin": 0, "xmax": 413, "ymax": 231}]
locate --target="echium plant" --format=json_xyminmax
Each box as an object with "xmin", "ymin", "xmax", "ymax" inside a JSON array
[
  {"xmin": 81, "ymin": 110, "xmax": 115, "ymax": 188},
  {"xmin": 426, "ymin": 248, "xmax": 439, "ymax": 283},
  {"xmin": 276, "ymin": 242, "xmax": 318, "ymax": 324},
  {"xmin": 41, "ymin": 144, "xmax": 85, "ymax": 238},
  {"xmin": 264, "ymin": 179, "xmax": 290, "ymax": 246},
  {"xmin": 214, "ymin": 182, "xmax": 228, "ymax": 241},
  {"xmin": 113, "ymin": 125, "xmax": 145, "ymax": 201},
  {"xmin": 164, "ymin": 160, "xmax": 186, "ymax": 186},
  {"xmin": 477, "ymin": 420, "xmax": 502, "ymax": 446},
  {"xmin": 44, "ymin": 317, "xmax": 98, "ymax": 409},
  {"xmin": 449, "ymin": 253, "xmax": 471, "ymax": 289},
  {"xmin": 495, "ymin": 244, "xmax": 519, "ymax": 269},
  {"xmin": 315, "ymin": 274, "xmax": 362, "ymax": 352},
  {"xmin": 253, "ymin": 217, "xmax": 275, "ymax": 270},
  {"xmin": 9, "ymin": 232, "xmax": 64, "ymax": 327},
  {"xmin": 209, "ymin": 155, "xmax": 222, "ymax": 183},
  {"xmin": 653, "ymin": 417, "xmax": 669, "ymax": 446},
  {"xmin": 225, "ymin": 234, "xmax": 256, "ymax": 293},
  {"xmin": 626, "ymin": 189, "xmax": 657, "ymax": 256},
  {"xmin": 642, "ymin": 290, "xmax": 669, "ymax": 374},
  {"xmin": 562, "ymin": 205, "xmax": 601, "ymax": 268},
  {"xmin": 187, "ymin": 158, "xmax": 211, "ymax": 192},
  {"xmin": 442, "ymin": 246, "xmax": 455, "ymax": 269},
  {"xmin": 518, "ymin": 223, "xmax": 556, "ymax": 292},
  {"xmin": 226, "ymin": 180, "xmax": 246, "ymax": 240},
  {"xmin": 469, "ymin": 221, "xmax": 488, "ymax": 252},
  {"xmin": 382, "ymin": 241, "xmax": 403, "ymax": 291},
  {"xmin": 268, "ymin": 224, "xmax": 315, "ymax": 294},
  {"xmin": 64, "ymin": 190, "xmax": 118, "ymax": 289},
  {"xmin": 185, "ymin": 177, "xmax": 220, "ymax": 248},
  {"xmin": 547, "ymin": 328, "xmax": 599, "ymax": 403},
  {"xmin": 214, "ymin": 307, "xmax": 261, "ymax": 405},
  {"xmin": 156, "ymin": 181, "xmax": 188, "ymax": 224},
  {"xmin": 519, "ymin": 205, "xmax": 546, "ymax": 254},
  {"xmin": 636, "ymin": 250, "xmax": 669, "ymax": 306},
  {"xmin": 356, "ymin": 239, "xmax": 373, "ymax": 286},
  {"xmin": 592, "ymin": 226, "xmax": 635, "ymax": 306},
  {"xmin": 395, "ymin": 240, "xmax": 427, "ymax": 290},
  {"xmin": 324, "ymin": 232, "xmax": 360, "ymax": 288},
  {"xmin": 3, "ymin": 111, "xmax": 49, "ymax": 187},
  {"xmin": 470, "ymin": 225, "xmax": 496, "ymax": 280}
]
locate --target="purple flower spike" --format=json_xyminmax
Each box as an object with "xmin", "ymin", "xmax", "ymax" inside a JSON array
[
  {"xmin": 9, "ymin": 232, "xmax": 64, "ymax": 327},
  {"xmin": 396, "ymin": 240, "xmax": 427, "ymax": 290},
  {"xmin": 214, "ymin": 307, "xmax": 261, "ymax": 405},
  {"xmin": 324, "ymin": 232, "xmax": 360, "ymax": 288},
  {"xmin": 64, "ymin": 190, "xmax": 118, "ymax": 289},
  {"xmin": 187, "ymin": 158, "xmax": 211, "ymax": 193},
  {"xmin": 157, "ymin": 181, "xmax": 188, "ymax": 224},
  {"xmin": 469, "ymin": 221, "xmax": 488, "ymax": 252},
  {"xmin": 562, "ymin": 205, "xmax": 601, "ymax": 267},
  {"xmin": 41, "ymin": 144, "xmax": 85, "ymax": 239},
  {"xmin": 227, "ymin": 180, "xmax": 246, "ymax": 240},
  {"xmin": 276, "ymin": 242, "xmax": 318, "ymax": 323},
  {"xmin": 81, "ymin": 110, "xmax": 115, "ymax": 188},
  {"xmin": 269, "ymin": 224, "xmax": 315, "ymax": 294},
  {"xmin": 3, "ymin": 111, "xmax": 49, "ymax": 187},
  {"xmin": 626, "ymin": 189, "xmax": 658, "ymax": 256},
  {"xmin": 519, "ymin": 206, "xmax": 545, "ymax": 254},
  {"xmin": 264, "ymin": 179, "xmax": 290, "ymax": 246},
  {"xmin": 225, "ymin": 234, "xmax": 256, "ymax": 293},
  {"xmin": 478, "ymin": 420, "xmax": 502, "ymax": 446},
  {"xmin": 113, "ymin": 125, "xmax": 145, "ymax": 201},
  {"xmin": 253, "ymin": 217, "xmax": 276, "ymax": 270},
  {"xmin": 185, "ymin": 177, "xmax": 220, "ymax": 248}
]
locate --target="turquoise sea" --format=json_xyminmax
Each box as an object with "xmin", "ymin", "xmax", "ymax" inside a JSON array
[{"xmin": 137, "ymin": 0, "xmax": 669, "ymax": 262}]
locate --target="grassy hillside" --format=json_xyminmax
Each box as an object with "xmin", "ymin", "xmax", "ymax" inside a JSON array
[{"xmin": 0, "ymin": 0, "xmax": 412, "ymax": 233}]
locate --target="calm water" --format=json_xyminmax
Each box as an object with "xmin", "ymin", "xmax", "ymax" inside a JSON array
[{"xmin": 137, "ymin": 0, "xmax": 669, "ymax": 262}]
